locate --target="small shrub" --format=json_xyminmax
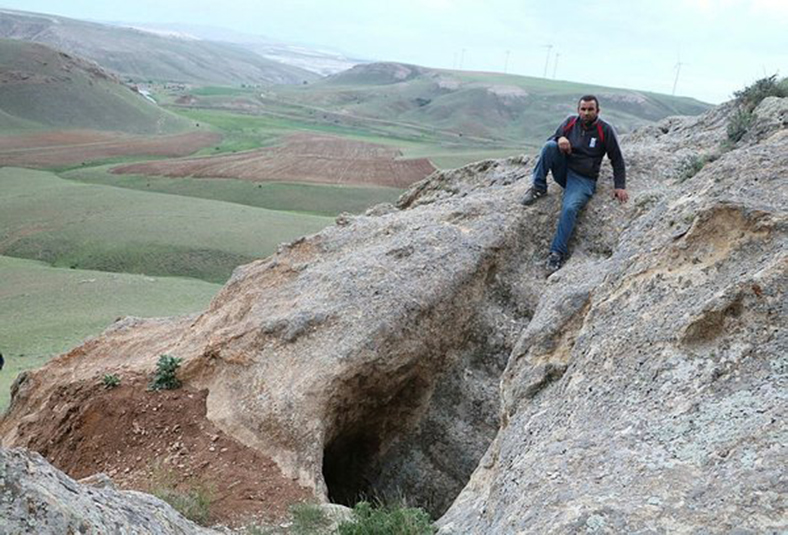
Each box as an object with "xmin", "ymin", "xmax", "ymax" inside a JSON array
[
  {"xmin": 102, "ymin": 373, "xmax": 121, "ymax": 388},
  {"xmin": 291, "ymin": 502, "xmax": 332, "ymax": 535},
  {"xmin": 149, "ymin": 463, "xmax": 213, "ymax": 526},
  {"xmin": 732, "ymin": 74, "xmax": 788, "ymax": 112},
  {"xmin": 725, "ymin": 75, "xmax": 787, "ymax": 144},
  {"xmin": 153, "ymin": 486, "xmax": 212, "ymax": 525},
  {"xmin": 149, "ymin": 354, "xmax": 183, "ymax": 391},
  {"xmin": 678, "ymin": 152, "xmax": 719, "ymax": 182},
  {"xmin": 337, "ymin": 501, "xmax": 436, "ymax": 535},
  {"xmin": 726, "ymin": 108, "xmax": 754, "ymax": 142}
]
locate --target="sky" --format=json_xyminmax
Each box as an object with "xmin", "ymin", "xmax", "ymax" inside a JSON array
[{"xmin": 1, "ymin": 0, "xmax": 786, "ymax": 103}]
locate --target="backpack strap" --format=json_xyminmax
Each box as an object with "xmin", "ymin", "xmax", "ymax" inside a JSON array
[
  {"xmin": 596, "ymin": 122, "xmax": 605, "ymax": 143},
  {"xmin": 563, "ymin": 116, "xmax": 578, "ymax": 136}
]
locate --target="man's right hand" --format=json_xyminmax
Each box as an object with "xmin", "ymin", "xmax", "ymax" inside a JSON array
[{"xmin": 557, "ymin": 136, "xmax": 572, "ymax": 154}]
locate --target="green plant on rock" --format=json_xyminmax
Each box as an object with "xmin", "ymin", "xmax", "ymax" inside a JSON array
[
  {"xmin": 726, "ymin": 74, "xmax": 788, "ymax": 143},
  {"xmin": 678, "ymin": 152, "xmax": 719, "ymax": 182},
  {"xmin": 726, "ymin": 108, "xmax": 754, "ymax": 142},
  {"xmin": 732, "ymin": 74, "xmax": 788, "ymax": 112},
  {"xmin": 291, "ymin": 502, "xmax": 333, "ymax": 535},
  {"xmin": 154, "ymin": 486, "xmax": 212, "ymax": 525},
  {"xmin": 337, "ymin": 501, "xmax": 436, "ymax": 535},
  {"xmin": 102, "ymin": 373, "xmax": 121, "ymax": 388},
  {"xmin": 149, "ymin": 354, "xmax": 183, "ymax": 391},
  {"xmin": 148, "ymin": 462, "xmax": 213, "ymax": 526}
]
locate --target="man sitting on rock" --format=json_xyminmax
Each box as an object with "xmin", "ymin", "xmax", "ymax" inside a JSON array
[{"xmin": 521, "ymin": 95, "xmax": 628, "ymax": 273}]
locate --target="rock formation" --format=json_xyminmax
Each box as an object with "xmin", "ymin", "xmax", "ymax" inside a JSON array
[
  {"xmin": 0, "ymin": 447, "xmax": 221, "ymax": 534},
  {"xmin": 1, "ymin": 96, "xmax": 785, "ymax": 533}
]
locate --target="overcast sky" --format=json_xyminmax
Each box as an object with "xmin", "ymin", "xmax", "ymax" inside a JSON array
[{"xmin": 2, "ymin": 0, "xmax": 786, "ymax": 103}]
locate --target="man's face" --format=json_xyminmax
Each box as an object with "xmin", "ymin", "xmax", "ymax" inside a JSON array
[{"xmin": 578, "ymin": 100, "xmax": 599, "ymax": 123}]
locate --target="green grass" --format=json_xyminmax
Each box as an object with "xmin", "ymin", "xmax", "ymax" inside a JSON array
[
  {"xmin": 0, "ymin": 167, "xmax": 332, "ymax": 283},
  {"xmin": 62, "ymin": 165, "xmax": 403, "ymax": 216},
  {"xmin": 0, "ymin": 254, "xmax": 221, "ymax": 411},
  {"xmin": 337, "ymin": 501, "xmax": 435, "ymax": 535}
]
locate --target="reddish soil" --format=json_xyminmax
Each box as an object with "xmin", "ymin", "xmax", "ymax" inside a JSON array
[
  {"xmin": 0, "ymin": 130, "xmax": 221, "ymax": 168},
  {"xmin": 16, "ymin": 377, "xmax": 310, "ymax": 527},
  {"xmin": 111, "ymin": 132, "xmax": 436, "ymax": 188}
]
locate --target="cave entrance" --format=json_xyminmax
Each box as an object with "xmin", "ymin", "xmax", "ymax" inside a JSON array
[
  {"xmin": 321, "ymin": 373, "xmax": 430, "ymax": 508},
  {"xmin": 323, "ymin": 425, "xmax": 381, "ymax": 506},
  {"xmin": 321, "ymin": 338, "xmax": 509, "ymax": 518}
]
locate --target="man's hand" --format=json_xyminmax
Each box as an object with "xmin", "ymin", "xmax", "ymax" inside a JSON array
[
  {"xmin": 613, "ymin": 188, "xmax": 629, "ymax": 203},
  {"xmin": 557, "ymin": 136, "xmax": 572, "ymax": 154}
]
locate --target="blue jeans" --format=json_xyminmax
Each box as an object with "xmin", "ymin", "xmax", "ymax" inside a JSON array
[{"xmin": 532, "ymin": 141, "xmax": 596, "ymax": 256}]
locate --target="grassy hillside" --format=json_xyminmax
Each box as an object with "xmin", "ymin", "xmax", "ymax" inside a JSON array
[
  {"xmin": 0, "ymin": 9, "xmax": 319, "ymax": 85},
  {"xmin": 155, "ymin": 62, "xmax": 712, "ymax": 169},
  {"xmin": 0, "ymin": 254, "xmax": 221, "ymax": 411},
  {"xmin": 0, "ymin": 167, "xmax": 332, "ymax": 283},
  {"xmin": 63, "ymin": 164, "xmax": 403, "ymax": 216},
  {"xmin": 275, "ymin": 62, "xmax": 712, "ymax": 146},
  {"xmin": 0, "ymin": 39, "xmax": 193, "ymax": 134}
]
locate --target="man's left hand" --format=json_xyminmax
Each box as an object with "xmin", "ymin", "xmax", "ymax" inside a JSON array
[{"xmin": 613, "ymin": 189, "xmax": 629, "ymax": 203}]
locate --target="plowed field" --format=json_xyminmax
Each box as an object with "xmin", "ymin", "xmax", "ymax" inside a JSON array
[
  {"xmin": 111, "ymin": 133, "xmax": 436, "ymax": 188},
  {"xmin": 0, "ymin": 130, "xmax": 221, "ymax": 168}
]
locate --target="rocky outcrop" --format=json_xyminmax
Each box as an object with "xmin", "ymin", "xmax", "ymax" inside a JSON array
[
  {"xmin": 437, "ymin": 98, "xmax": 787, "ymax": 534},
  {"xmin": 1, "ymin": 97, "xmax": 785, "ymax": 532},
  {"xmin": 0, "ymin": 447, "xmax": 220, "ymax": 534}
]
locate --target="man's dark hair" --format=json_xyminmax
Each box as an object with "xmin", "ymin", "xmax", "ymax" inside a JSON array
[{"xmin": 578, "ymin": 94, "xmax": 600, "ymax": 109}]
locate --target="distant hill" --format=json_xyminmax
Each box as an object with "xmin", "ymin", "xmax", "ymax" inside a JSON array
[
  {"xmin": 279, "ymin": 62, "xmax": 713, "ymax": 144},
  {"xmin": 0, "ymin": 9, "xmax": 319, "ymax": 85},
  {"xmin": 0, "ymin": 38, "xmax": 192, "ymax": 134},
  {"xmin": 113, "ymin": 22, "xmax": 365, "ymax": 76}
]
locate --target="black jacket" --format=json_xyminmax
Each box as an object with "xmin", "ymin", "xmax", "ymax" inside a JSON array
[{"xmin": 551, "ymin": 115, "xmax": 626, "ymax": 189}]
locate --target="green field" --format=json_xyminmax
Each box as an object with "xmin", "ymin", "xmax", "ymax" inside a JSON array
[
  {"xmin": 0, "ymin": 167, "xmax": 333, "ymax": 283},
  {"xmin": 61, "ymin": 165, "xmax": 403, "ymax": 216},
  {"xmin": 166, "ymin": 107, "xmax": 525, "ymax": 169},
  {"xmin": 0, "ymin": 254, "xmax": 222, "ymax": 411}
]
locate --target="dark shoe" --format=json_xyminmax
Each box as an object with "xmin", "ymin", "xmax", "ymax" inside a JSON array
[
  {"xmin": 520, "ymin": 186, "xmax": 547, "ymax": 206},
  {"xmin": 546, "ymin": 252, "xmax": 563, "ymax": 274}
]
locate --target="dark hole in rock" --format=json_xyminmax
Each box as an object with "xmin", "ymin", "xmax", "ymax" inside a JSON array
[
  {"xmin": 323, "ymin": 427, "xmax": 381, "ymax": 506},
  {"xmin": 322, "ymin": 340, "xmax": 509, "ymax": 517},
  {"xmin": 322, "ymin": 373, "xmax": 431, "ymax": 507}
]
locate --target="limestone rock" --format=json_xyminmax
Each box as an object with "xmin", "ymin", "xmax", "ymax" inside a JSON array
[{"xmin": 0, "ymin": 447, "xmax": 220, "ymax": 534}]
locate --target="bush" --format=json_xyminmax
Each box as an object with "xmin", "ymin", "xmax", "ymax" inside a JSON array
[
  {"xmin": 726, "ymin": 74, "xmax": 787, "ymax": 143},
  {"xmin": 154, "ymin": 486, "xmax": 212, "ymax": 525},
  {"xmin": 726, "ymin": 108, "xmax": 754, "ymax": 142},
  {"xmin": 149, "ymin": 463, "xmax": 213, "ymax": 525},
  {"xmin": 337, "ymin": 501, "xmax": 436, "ymax": 535},
  {"xmin": 678, "ymin": 152, "xmax": 719, "ymax": 182},
  {"xmin": 149, "ymin": 354, "xmax": 183, "ymax": 391},
  {"xmin": 291, "ymin": 502, "xmax": 333, "ymax": 535},
  {"xmin": 732, "ymin": 74, "xmax": 788, "ymax": 112},
  {"xmin": 102, "ymin": 373, "xmax": 121, "ymax": 388}
]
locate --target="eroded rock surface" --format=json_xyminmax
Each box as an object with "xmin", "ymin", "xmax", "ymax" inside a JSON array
[
  {"xmin": 0, "ymin": 447, "xmax": 220, "ymax": 534},
  {"xmin": 1, "ymin": 97, "xmax": 786, "ymax": 532},
  {"xmin": 438, "ymin": 99, "xmax": 788, "ymax": 534}
]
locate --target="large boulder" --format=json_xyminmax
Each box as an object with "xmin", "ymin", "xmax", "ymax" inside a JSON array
[{"xmin": 0, "ymin": 447, "xmax": 220, "ymax": 534}]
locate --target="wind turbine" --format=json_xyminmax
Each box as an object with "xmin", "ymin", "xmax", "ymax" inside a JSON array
[
  {"xmin": 542, "ymin": 44, "xmax": 553, "ymax": 78},
  {"xmin": 552, "ymin": 52, "xmax": 560, "ymax": 79},
  {"xmin": 672, "ymin": 60, "xmax": 686, "ymax": 96},
  {"xmin": 504, "ymin": 49, "xmax": 511, "ymax": 74}
]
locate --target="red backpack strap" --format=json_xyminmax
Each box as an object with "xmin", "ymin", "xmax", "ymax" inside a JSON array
[
  {"xmin": 596, "ymin": 122, "xmax": 605, "ymax": 143},
  {"xmin": 563, "ymin": 116, "xmax": 578, "ymax": 135}
]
